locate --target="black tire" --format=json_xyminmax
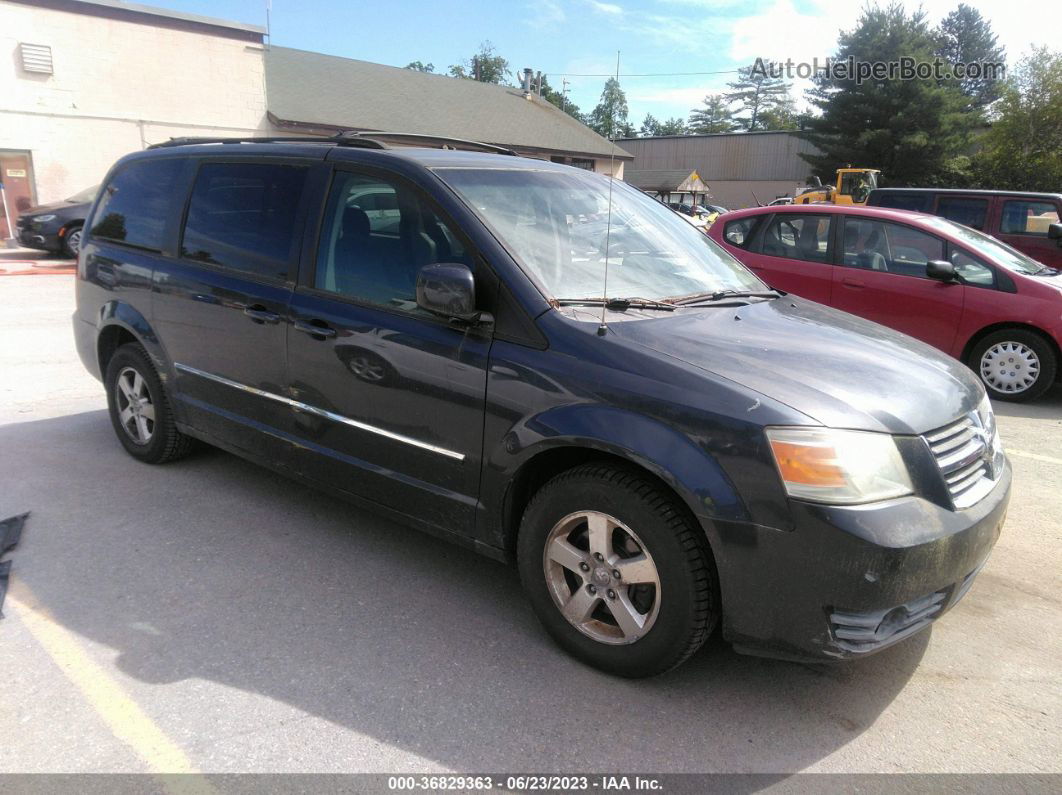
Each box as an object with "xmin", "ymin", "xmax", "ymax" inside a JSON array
[
  {"xmin": 517, "ymin": 463, "xmax": 718, "ymax": 677},
  {"xmin": 61, "ymin": 224, "xmax": 83, "ymax": 259},
  {"xmin": 105, "ymin": 343, "xmax": 195, "ymax": 464},
  {"xmin": 969, "ymin": 329, "xmax": 1057, "ymax": 403}
]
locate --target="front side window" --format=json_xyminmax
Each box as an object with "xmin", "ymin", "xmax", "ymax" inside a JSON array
[
  {"xmin": 90, "ymin": 158, "xmax": 182, "ymax": 251},
  {"xmin": 180, "ymin": 162, "xmax": 309, "ymax": 280},
  {"xmin": 842, "ymin": 218, "xmax": 944, "ymax": 277},
  {"xmin": 761, "ymin": 214, "xmax": 832, "ymax": 263},
  {"xmin": 435, "ymin": 167, "xmax": 762, "ymax": 302},
  {"xmin": 314, "ymin": 171, "xmax": 471, "ymax": 312},
  {"xmin": 936, "ymin": 197, "xmax": 988, "ymax": 230},
  {"xmin": 1000, "ymin": 200, "xmax": 1060, "ymax": 236}
]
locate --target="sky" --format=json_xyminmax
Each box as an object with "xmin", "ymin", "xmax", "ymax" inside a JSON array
[{"xmin": 148, "ymin": 0, "xmax": 1059, "ymax": 125}]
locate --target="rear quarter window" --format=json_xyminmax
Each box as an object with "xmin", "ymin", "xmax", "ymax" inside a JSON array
[
  {"xmin": 723, "ymin": 217, "xmax": 760, "ymax": 248},
  {"xmin": 89, "ymin": 158, "xmax": 183, "ymax": 251}
]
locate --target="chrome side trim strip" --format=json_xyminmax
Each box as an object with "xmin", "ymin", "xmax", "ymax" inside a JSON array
[{"xmin": 174, "ymin": 362, "xmax": 466, "ymax": 461}]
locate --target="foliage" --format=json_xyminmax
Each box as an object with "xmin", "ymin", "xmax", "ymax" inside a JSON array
[
  {"xmin": 587, "ymin": 77, "xmax": 630, "ymax": 140},
  {"xmin": 799, "ymin": 3, "xmax": 977, "ymax": 186},
  {"xmin": 724, "ymin": 67, "xmax": 792, "ymax": 131},
  {"xmin": 404, "ymin": 61, "xmax": 435, "ymax": 73},
  {"xmin": 688, "ymin": 95, "xmax": 737, "ymax": 134},
  {"xmin": 934, "ymin": 3, "xmax": 1006, "ymax": 112},
  {"xmin": 448, "ymin": 41, "xmax": 511, "ymax": 85},
  {"xmin": 972, "ymin": 47, "xmax": 1062, "ymax": 190},
  {"xmin": 539, "ymin": 75, "xmax": 586, "ymax": 124}
]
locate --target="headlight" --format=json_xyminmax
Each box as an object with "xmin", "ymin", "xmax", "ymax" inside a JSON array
[
  {"xmin": 977, "ymin": 393, "xmax": 1006, "ymax": 473},
  {"xmin": 766, "ymin": 427, "xmax": 913, "ymax": 504},
  {"xmin": 33, "ymin": 214, "xmax": 56, "ymax": 222}
]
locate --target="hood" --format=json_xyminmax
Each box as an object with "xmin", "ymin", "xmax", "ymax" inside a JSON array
[
  {"xmin": 607, "ymin": 297, "xmax": 983, "ymax": 435},
  {"xmin": 22, "ymin": 200, "xmax": 88, "ymax": 218}
]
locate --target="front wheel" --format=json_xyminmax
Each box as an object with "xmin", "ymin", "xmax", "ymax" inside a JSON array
[
  {"xmin": 518, "ymin": 463, "xmax": 718, "ymax": 677},
  {"xmin": 62, "ymin": 225, "xmax": 83, "ymax": 259},
  {"xmin": 970, "ymin": 329, "xmax": 1057, "ymax": 403}
]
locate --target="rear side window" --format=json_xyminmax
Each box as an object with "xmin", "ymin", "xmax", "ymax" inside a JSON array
[
  {"xmin": 180, "ymin": 162, "xmax": 309, "ymax": 280},
  {"xmin": 761, "ymin": 214, "xmax": 832, "ymax": 263},
  {"xmin": 90, "ymin": 158, "xmax": 182, "ymax": 251},
  {"xmin": 723, "ymin": 217, "xmax": 758, "ymax": 248},
  {"xmin": 873, "ymin": 192, "xmax": 932, "ymax": 213},
  {"xmin": 936, "ymin": 197, "xmax": 988, "ymax": 230},
  {"xmin": 1000, "ymin": 200, "xmax": 1060, "ymax": 236}
]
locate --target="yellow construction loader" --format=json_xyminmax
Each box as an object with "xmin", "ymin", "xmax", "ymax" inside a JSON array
[{"xmin": 794, "ymin": 168, "xmax": 881, "ymax": 206}]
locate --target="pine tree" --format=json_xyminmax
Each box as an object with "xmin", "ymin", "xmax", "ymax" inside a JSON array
[
  {"xmin": 688, "ymin": 94, "xmax": 738, "ymax": 133},
  {"xmin": 639, "ymin": 113, "xmax": 663, "ymax": 136},
  {"xmin": 800, "ymin": 3, "xmax": 977, "ymax": 185},
  {"xmin": 724, "ymin": 67, "xmax": 791, "ymax": 131},
  {"xmin": 934, "ymin": 3, "xmax": 1006, "ymax": 112}
]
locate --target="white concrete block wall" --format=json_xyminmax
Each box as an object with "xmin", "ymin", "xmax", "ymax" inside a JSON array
[{"xmin": 0, "ymin": 0, "xmax": 270, "ymax": 204}]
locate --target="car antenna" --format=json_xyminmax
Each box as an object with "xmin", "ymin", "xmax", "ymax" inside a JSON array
[{"xmin": 597, "ymin": 51, "xmax": 621, "ymax": 337}]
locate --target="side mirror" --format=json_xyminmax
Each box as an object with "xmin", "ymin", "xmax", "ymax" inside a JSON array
[
  {"xmin": 926, "ymin": 259, "xmax": 958, "ymax": 282},
  {"xmin": 416, "ymin": 263, "xmax": 488, "ymax": 324},
  {"xmin": 1048, "ymin": 222, "xmax": 1062, "ymax": 241}
]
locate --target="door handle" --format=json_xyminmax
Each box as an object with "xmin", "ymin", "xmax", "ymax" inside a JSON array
[
  {"xmin": 244, "ymin": 305, "xmax": 281, "ymax": 324},
  {"xmin": 293, "ymin": 318, "xmax": 337, "ymax": 339},
  {"xmin": 841, "ymin": 277, "xmax": 865, "ymax": 288}
]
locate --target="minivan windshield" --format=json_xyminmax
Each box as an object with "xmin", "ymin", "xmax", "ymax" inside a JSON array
[
  {"xmin": 436, "ymin": 167, "xmax": 764, "ymax": 302},
  {"xmin": 922, "ymin": 216, "xmax": 1048, "ymax": 275}
]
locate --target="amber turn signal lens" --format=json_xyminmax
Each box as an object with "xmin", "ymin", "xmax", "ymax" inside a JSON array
[{"xmin": 768, "ymin": 440, "xmax": 846, "ymax": 487}]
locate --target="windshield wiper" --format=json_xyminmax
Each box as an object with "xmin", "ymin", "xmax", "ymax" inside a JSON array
[
  {"xmin": 555, "ymin": 297, "xmax": 676, "ymax": 312},
  {"xmin": 669, "ymin": 288, "xmax": 784, "ymax": 306}
]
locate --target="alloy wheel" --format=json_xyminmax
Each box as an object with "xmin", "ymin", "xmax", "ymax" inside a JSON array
[
  {"xmin": 67, "ymin": 228, "xmax": 82, "ymax": 256},
  {"xmin": 115, "ymin": 366, "xmax": 155, "ymax": 443},
  {"xmin": 542, "ymin": 510, "xmax": 661, "ymax": 645},
  {"xmin": 980, "ymin": 341, "xmax": 1040, "ymax": 394}
]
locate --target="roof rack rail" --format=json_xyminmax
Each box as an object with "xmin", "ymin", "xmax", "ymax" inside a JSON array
[
  {"xmin": 337, "ymin": 131, "xmax": 518, "ymax": 156},
  {"xmin": 147, "ymin": 135, "xmax": 388, "ymax": 150}
]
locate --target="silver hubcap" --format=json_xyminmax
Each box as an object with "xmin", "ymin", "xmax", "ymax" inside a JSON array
[
  {"xmin": 980, "ymin": 342, "xmax": 1040, "ymax": 394},
  {"xmin": 543, "ymin": 510, "xmax": 661, "ymax": 645},
  {"xmin": 116, "ymin": 367, "xmax": 155, "ymax": 443},
  {"xmin": 68, "ymin": 228, "xmax": 82, "ymax": 255}
]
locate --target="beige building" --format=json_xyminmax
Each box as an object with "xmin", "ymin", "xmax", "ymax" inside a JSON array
[
  {"xmin": 0, "ymin": 0, "xmax": 269, "ymax": 228},
  {"xmin": 0, "ymin": 0, "xmax": 627, "ymax": 239}
]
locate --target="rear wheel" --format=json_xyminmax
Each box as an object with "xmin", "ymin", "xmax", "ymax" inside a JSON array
[
  {"xmin": 518, "ymin": 463, "xmax": 718, "ymax": 677},
  {"xmin": 105, "ymin": 343, "xmax": 195, "ymax": 463},
  {"xmin": 970, "ymin": 329, "xmax": 1056, "ymax": 402}
]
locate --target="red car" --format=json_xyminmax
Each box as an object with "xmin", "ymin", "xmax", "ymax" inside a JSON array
[{"xmin": 708, "ymin": 204, "xmax": 1062, "ymax": 401}]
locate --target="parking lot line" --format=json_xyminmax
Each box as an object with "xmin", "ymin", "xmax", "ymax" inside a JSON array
[
  {"xmin": 1007, "ymin": 448, "xmax": 1062, "ymax": 466},
  {"xmin": 7, "ymin": 581, "xmax": 199, "ymax": 776}
]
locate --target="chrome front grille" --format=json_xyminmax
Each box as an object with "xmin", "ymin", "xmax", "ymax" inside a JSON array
[{"xmin": 925, "ymin": 414, "xmax": 996, "ymax": 509}]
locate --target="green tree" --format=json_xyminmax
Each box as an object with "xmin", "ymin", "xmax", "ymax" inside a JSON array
[
  {"xmin": 972, "ymin": 47, "xmax": 1062, "ymax": 190},
  {"xmin": 404, "ymin": 61, "xmax": 435, "ymax": 73},
  {"xmin": 639, "ymin": 113, "xmax": 662, "ymax": 136},
  {"xmin": 934, "ymin": 3, "xmax": 1006, "ymax": 112},
  {"xmin": 799, "ymin": 3, "xmax": 977, "ymax": 186},
  {"xmin": 758, "ymin": 88, "xmax": 799, "ymax": 131},
  {"xmin": 688, "ymin": 94, "xmax": 737, "ymax": 133},
  {"xmin": 724, "ymin": 66, "xmax": 791, "ymax": 131},
  {"xmin": 587, "ymin": 77, "xmax": 630, "ymax": 139},
  {"xmin": 448, "ymin": 41, "xmax": 511, "ymax": 85},
  {"xmin": 657, "ymin": 117, "xmax": 688, "ymax": 135}
]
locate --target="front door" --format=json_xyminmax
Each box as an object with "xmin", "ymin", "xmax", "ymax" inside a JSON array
[
  {"xmin": 285, "ymin": 167, "xmax": 491, "ymax": 534},
  {"xmin": 0, "ymin": 150, "xmax": 35, "ymax": 239},
  {"xmin": 153, "ymin": 158, "xmax": 314, "ymax": 462},
  {"xmin": 831, "ymin": 216, "xmax": 964, "ymax": 352}
]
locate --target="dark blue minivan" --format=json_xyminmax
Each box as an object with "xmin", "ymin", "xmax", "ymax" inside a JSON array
[{"xmin": 73, "ymin": 134, "xmax": 1010, "ymax": 676}]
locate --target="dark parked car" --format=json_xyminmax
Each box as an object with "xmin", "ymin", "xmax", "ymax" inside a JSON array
[
  {"xmin": 74, "ymin": 135, "xmax": 1010, "ymax": 677},
  {"xmin": 16, "ymin": 184, "xmax": 98, "ymax": 258},
  {"xmin": 867, "ymin": 188, "xmax": 1062, "ymax": 269},
  {"xmin": 709, "ymin": 204, "xmax": 1062, "ymax": 402}
]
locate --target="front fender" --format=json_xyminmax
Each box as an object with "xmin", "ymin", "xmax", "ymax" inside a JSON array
[{"xmin": 490, "ymin": 403, "xmax": 749, "ymax": 549}]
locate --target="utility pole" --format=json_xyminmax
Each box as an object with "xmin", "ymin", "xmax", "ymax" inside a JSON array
[{"xmin": 562, "ymin": 78, "xmax": 570, "ymax": 112}]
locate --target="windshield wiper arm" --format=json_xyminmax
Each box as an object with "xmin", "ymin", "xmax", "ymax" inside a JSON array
[
  {"xmin": 670, "ymin": 288, "xmax": 784, "ymax": 306},
  {"xmin": 555, "ymin": 297, "xmax": 676, "ymax": 312}
]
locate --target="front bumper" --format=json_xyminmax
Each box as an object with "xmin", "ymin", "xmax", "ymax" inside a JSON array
[
  {"xmin": 16, "ymin": 224, "xmax": 61, "ymax": 252},
  {"xmin": 711, "ymin": 459, "xmax": 1011, "ymax": 662}
]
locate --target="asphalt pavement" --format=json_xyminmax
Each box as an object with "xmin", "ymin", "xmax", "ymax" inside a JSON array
[{"xmin": 1, "ymin": 271, "xmax": 1059, "ymax": 776}]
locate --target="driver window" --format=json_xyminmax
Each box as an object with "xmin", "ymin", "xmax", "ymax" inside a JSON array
[
  {"xmin": 315, "ymin": 171, "xmax": 471, "ymax": 312},
  {"xmin": 842, "ymin": 218, "xmax": 943, "ymax": 277}
]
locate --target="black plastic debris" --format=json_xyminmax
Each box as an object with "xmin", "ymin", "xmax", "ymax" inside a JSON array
[
  {"xmin": 1, "ymin": 512, "xmax": 28, "ymax": 554},
  {"xmin": 0, "ymin": 512, "xmax": 29, "ymax": 618}
]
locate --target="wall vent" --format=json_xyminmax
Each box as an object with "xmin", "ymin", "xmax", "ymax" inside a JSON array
[{"xmin": 19, "ymin": 43, "xmax": 54, "ymax": 75}]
